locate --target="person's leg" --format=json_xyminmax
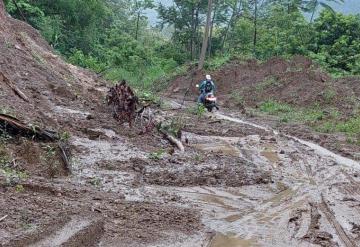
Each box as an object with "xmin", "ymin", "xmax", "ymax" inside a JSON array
[{"xmin": 198, "ymin": 93, "xmax": 205, "ymax": 103}]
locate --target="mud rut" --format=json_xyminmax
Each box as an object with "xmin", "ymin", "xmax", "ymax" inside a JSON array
[{"xmin": 4, "ymin": 100, "xmax": 360, "ymax": 247}]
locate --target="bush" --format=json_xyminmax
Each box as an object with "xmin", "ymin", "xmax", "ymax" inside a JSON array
[{"xmin": 259, "ymin": 100, "xmax": 293, "ymax": 114}]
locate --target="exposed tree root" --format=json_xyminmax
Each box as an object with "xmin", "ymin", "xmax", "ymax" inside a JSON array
[{"xmin": 0, "ymin": 113, "xmax": 71, "ymax": 173}]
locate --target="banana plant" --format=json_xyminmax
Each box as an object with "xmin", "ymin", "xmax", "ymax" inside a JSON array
[{"xmin": 303, "ymin": 0, "xmax": 345, "ymax": 22}]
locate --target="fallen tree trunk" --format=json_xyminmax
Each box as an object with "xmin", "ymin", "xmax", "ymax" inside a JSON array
[
  {"xmin": 0, "ymin": 72, "xmax": 29, "ymax": 102},
  {"xmin": 0, "ymin": 113, "xmax": 71, "ymax": 172},
  {"xmin": 158, "ymin": 128, "xmax": 185, "ymax": 153},
  {"xmin": 0, "ymin": 114, "xmax": 57, "ymax": 141}
]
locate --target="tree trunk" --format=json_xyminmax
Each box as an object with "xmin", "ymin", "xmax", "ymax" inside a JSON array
[
  {"xmin": 194, "ymin": 6, "xmax": 200, "ymax": 57},
  {"xmin": 221, "ymin": 0, "xmax": 242, "ymax": 52},
  {"xmin": 310, "ymin": 0, "xmax": 318, "ymax": 22},
  {"xmin": 208, "ymin": 1, "xmax": 218, "ymax": 57},
  {"xmin": 253, "ymin": 0, "xmax": 258, "ymax": 55},
  {"xmin": 198, "ymin": 0, "xmax": 213, "ymax": 70},
  {"xmin": 135, "ymin": 11, "xmax": 140, "ymax": 40},
  {"xmin": 190, "ymin": 6, "xmax": 195, "ymax": 60}
]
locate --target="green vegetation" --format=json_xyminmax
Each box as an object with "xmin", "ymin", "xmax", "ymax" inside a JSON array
[
  {"xmin": 4, "ymin": 0, "xmax": 360, "ymax": 96},
  {"xmin": 259, "ymin": 100, "xmax": 360, "ymax": 144},
  {"xmin": 59, "ymin": 131, "xmax": 71, "ymax": 142},
  {"xmin": 188, "ymin": 104, "xmax": 207, "ymax": 117},
  {"xmin": 0, "ymin": 143, "xmax": 28, "ymax": 186},
  {"xmin": 255, "ymin": 76, "xmax": 280, "ymax": 92},
  {"xmin": 230, "ymin": 91, "xmax": 245, "ymax": 107},
  {"xmin": 149, "ymin": 149, "xmax": 166, "ymax": 160},
  {"xmin": 159, "ymin": 117, "xmax": 185, "ymax": 138}
]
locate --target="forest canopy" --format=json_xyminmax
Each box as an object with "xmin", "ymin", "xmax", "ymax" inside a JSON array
[{"xmin": 4, "ymin": 0, "xmax": 360, "ymax": 87}]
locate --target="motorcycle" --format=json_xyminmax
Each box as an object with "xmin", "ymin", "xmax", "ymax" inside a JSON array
[{"xmin": 196, "ymin": 84, "xmax": 219, "ymax": 112}]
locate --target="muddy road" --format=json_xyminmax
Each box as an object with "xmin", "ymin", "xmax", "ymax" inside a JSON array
[{"xmin": 2, "ymin": 100, "xmax": 360, "ymax": 247}]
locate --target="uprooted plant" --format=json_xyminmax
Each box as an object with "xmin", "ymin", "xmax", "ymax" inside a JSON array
[
  {"xmin": 107, "ymin": 80, "xmax": 157, "ymax": 134},
  {"xmin": 107, "ymin": 80, "xmax": 138, "ymax": 128}
]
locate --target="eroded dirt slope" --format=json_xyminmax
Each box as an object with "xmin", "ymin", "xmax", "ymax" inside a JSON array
[
  {"xmin": 167, "ymin": 56, "xmax": 359, "ymax": 115},
  {"xmin": 2, "ymin": 1, "xmax": 360, "ymax": 246}
]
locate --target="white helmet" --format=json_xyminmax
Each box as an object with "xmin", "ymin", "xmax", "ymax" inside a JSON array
[{"xmin": 206, "ymin": 74, "xmax": 211, "ymax": 80}]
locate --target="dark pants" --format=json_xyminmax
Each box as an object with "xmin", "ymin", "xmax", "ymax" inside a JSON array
[{"xmin": 198, "ymin": 93, "xmax": 206, "ymax": 103}]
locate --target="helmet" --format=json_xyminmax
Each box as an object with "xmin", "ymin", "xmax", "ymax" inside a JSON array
[{"xmin": 206, "ymin": 74, "xmax": 211, "ymax": 80}]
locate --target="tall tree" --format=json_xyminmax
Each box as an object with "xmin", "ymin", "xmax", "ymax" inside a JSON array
[
  {"xmin": 158, "ymin": 0, "xmax": 208, "ymax": 59},
  {"xmin": 198, "ymin": 0, "xmax": 213, "ymax": 69},
  {"xmin": 132, "ymin": 0, "xmax": 154, "ymax": 40}
]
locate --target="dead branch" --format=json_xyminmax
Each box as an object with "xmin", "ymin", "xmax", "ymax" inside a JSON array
[
  {"xmin": 158, "ymin": 128, "xmax": 184, "ymax": 152},
  {"xmin": 0, "ymin": 72, "xmax": 29, "ymax": 102},
  {"xmin": 0, "ymin": 114, "xmax": 56, "ymax": 141},
  {"xmin": 58, "ymin": 142, "xmax": 71, "ymax": 173},
  {"xmin": 0, "ymin": 215, "xmax": 8, "ymax": 222},
  {"xmin": 11, "ymin": 0, "xmax": 27, "ymax": 22}
]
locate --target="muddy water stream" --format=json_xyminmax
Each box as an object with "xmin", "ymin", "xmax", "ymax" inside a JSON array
[{"xmin": 68, "ymin": 101, "xmax": 360, "ymax": 246}]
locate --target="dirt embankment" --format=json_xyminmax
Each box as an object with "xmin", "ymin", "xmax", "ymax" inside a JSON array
[
  {"xmin": 167, "ymin": 56, "xmax": 360, "ymax": 116},
  {"xmin": 2, "ymin": 1, "xmax": 360, "ymax": 247},
  {"xmin": 167, "ymin": 56, "xmax": 360, "ymax": 160},
  {"xmin": 0, "ymin": 2, "xmax": 203, "ymax": 246}
]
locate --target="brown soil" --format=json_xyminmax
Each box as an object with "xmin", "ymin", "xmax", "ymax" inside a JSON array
[
  {"xmin": 167, "ymin": 55, "xmax": 360, "ymax": 160},
  {"xmin": 166, "ymin": 56, "xmax": 359, "ymax": 116},
  {"xmin": 1, "ymin": 2, "xmax": 360, "ymax": 246}
]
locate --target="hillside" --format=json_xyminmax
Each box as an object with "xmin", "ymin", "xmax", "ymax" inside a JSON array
[{"xmin": 2, "ymin": 1, "xmax": 360, "ymax": 246}]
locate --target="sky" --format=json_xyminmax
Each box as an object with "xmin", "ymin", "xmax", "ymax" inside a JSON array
[{"xmin": 145, "ymin": 0, "xmax": 360, "ymax": 26}]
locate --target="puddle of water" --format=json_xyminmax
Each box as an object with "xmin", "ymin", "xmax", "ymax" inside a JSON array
[{"xmin": 210, "ymin": 233, "xmax": 259, "ymax": 247}]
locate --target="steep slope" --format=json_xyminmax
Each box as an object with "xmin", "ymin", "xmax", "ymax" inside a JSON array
[
  {"xmin": 167, "ymin": 56, "xmax": 359, "ymax": 115},
  {"xmin": 0, "ymin": 0, "xmax": 110, "ymax": 133}
]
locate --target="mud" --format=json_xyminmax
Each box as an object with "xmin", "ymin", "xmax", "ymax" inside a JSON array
[{"xmin": 2, "ymin": 3, "xmax": 360, "ymax": 246}]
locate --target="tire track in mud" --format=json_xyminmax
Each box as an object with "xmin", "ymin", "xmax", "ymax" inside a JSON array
[
  {"xmin": 319, "ymin": 195, "xmax": 358, "ymax": 247},
  {"xmin": 202, "ymin": 109, "xmax": 360, "ymax": 246},
  {"xmin": 214, "ymin": 111, "xmax": 360, "ymax": 169}
]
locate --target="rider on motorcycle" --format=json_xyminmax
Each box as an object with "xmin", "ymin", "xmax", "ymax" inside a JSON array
[{"xmin": 198, "ymin": 74, "xmax": 216, "ymax": 104}]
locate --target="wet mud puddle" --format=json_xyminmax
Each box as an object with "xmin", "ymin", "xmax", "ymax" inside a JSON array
[
  {"xmin": 179, "ymin": 111, "xmax": 360, "ymax": 246},
  {"xmin": 67, "ymin": 100, "xmax": 360, "ymax": 246}
]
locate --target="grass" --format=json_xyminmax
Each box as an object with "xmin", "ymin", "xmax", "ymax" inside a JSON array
[
  {"xmin": 255, "ymin": 76, "xmax": 280, "ymax": 92},
  {"xmin": 59, "ymin": 131, "xmax": 71, "ymax": 142},
  {"xmin": 188, "ymin": 104, "xmax": 207, "ymax": 117},
  {"xmin": 0, "ymin": 106, "xmax": 16, "ymax": 117},
  {"xmin": 259, "ymin": 100, "xmax": 360, "ymax": 145},
  {"xmin": 148, "ymin": 149, "xmax": 166, "ymax": 160},
  {"xmin": 204, "ymin": 55, "xmax": 231, "ymax": 71},
  {"xmin": 323, "ymin": 88, "xmax": 337, "ymax": 103},
  {"xmin": 0, "ymin": 143, "xmax": 28, "ymax": 186},
  {"xmin": 259, "ymin": 100, "xmax": 293, "ymax": 114},
  {"xmin": 230, "ymin": 91, "xmax": 244, "ymax": 106},
  {"xmin": 159, "ymin": 117, "xmax": 185, "ymax": 138},
  {"xmin": 105, "ymin": 62, "xmax": 188, "ymax": 93}
]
